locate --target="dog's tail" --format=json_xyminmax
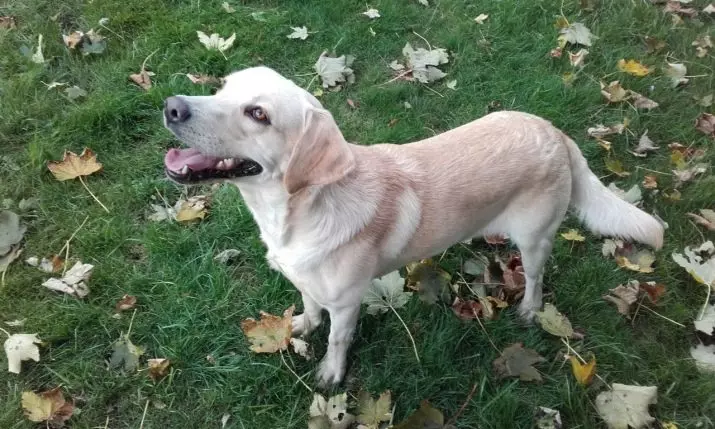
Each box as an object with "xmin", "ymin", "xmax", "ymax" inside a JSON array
[{"xmin": 563, "ymin": 135, "xmax": 664, "ymax": 249}]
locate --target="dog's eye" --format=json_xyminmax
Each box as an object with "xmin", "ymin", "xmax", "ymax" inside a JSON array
[{"xmin": 247, "ymin": 107, "xmax": 269, "ymax": 124}]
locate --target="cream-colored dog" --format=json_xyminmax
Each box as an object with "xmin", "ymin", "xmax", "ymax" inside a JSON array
[{"xmin": 163, "ymin": 66, "xmax": 664, "ymax": 386}]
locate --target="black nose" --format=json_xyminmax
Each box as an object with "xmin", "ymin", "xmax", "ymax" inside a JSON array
[{"xmin": 164, "ymin": 96, "xmax": 191, "ymax": 123}]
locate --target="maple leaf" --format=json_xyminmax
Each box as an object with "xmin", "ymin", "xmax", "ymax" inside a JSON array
[
  {"xmin": 363, "ymin": 8, "xmax": 380, "ymax": 19},
  {"xmin": 692, "ymin": 304, "xmax": 715, "ymax": 372},
  {"xmin": 560, "ymin": 229, "xmax": 585, "ymax": 242},
  {"xmin": 695, "ymin": 113, "xmax": 715, "ymax": 138},
  {"xmin": 692, "ymin": 34, "xmax": 712, "ymax": 58},
  {"xmin": 287, "ymin": 26, "xmax": 309, "ymax": 40},
  {"xmin": 493, "ymin": 343, "xmax": 546, "ymax": 382},
  {"xmin": 357, "ymin": 390, "xmax": 392, "ymax": 428},
  {"xmin": 615, "ymin": 249, "xmax": 655, "ymax": 273},
  {"xmin": 587, "ymin": 123, "xmax": 625, "ymax": 138},
  {"xmin": 47, "ymin": 148, "xmax": 103, "ymax": 181},
  {"xmin": 129, "ymin": 64, "xmax": 155, "ymax": 91},
  {"xmin": 314, "ymin": 51, "xmax": 355, "ymax": 89},
  {"xmin": 308, "ymin": 393, "xmax": 355, "ymax": 429},
  {"xmin": 535, "ymin": 303, "xmax": 574, "ymax": 338},
  {"xmin": 451, "ymin": 297, "xmax": 483, "ymax": 320},
  {"xmin": 214, "ymin": 248, "xmax": 241, "ymax": 263},
  {"xmin": 197, "ymin": 31, "xmax": 236, "ymax": 56},
  {"xmin": 570, "ymin": 355, "xmax": 596, "ymax": 386},
  {"xmin": 65, "ymin": 86, "xmax": 87, "ymax": 100},
  {"xmin": 629, "ymin": 91, "xmax": 659, "ymax": 109},
  {"xmin": 595, "ymin": 384, "xmax": 657, "ymax": 429},
  {"xmin": 115, "ymin": 294, "xmax": 137, "ymax": 311},
  {"xmin": 603, "ymin": 280, "xmax": 665, "ymax": 316},
  {"xmin": 687, "ymin": 209, "xmax": 715, "ymax": 231},
  {"xmin": 406, "ymin": 259, "xmax": 452, "ymax": 304},
  {"xmin": 566, "ymin": 48, "xmax": 588, "ymax": 68},
  {"xmin": 4, "ymin": 333, "xmax": 41, "ymax": 373},
  {"xmin": 186, "ymin": 73, "xmax": 223, "ymax": 85},
  {"xmin": 0, "ymin": 210, "xmax": 26, "ymax": 276},
  {"xmin": 175, "ymin": 195, "xmax": 209, "ymax": 222},
  {"xmin": 109, "ymin": 333, "xmax": 144, "ymax": 371},
  {"xmin": 21, "ymin": 387, "xmax": 74, "ymax": 425},
  {"xmin": 240, "ymin": 305, "xmax": 294, "ymax": 353},
  {"xmin": 148, "ymin": 358, "xmax": 171, "ymax": 381},
  {"xmin": 664, "ymin": 62, "xmax": 688, "ymax": 87},
  {"xmin": 82, "ymin": 29, "xmax": 107, "ymax": 55},
  {"xmin": 496, "ymin": 254, "xmax": 526, "ymax": 303},
  {"xmin": 222, "ymin": 2, "xmax": 235, "ymax": 13},
  {"xmin": 694, "ymin": 93, "xmax": 713, "ymax": 107},
  {"xmin": 535, "ymin": 407, "xmax": 562, "ymax": 429},
  {"xmin": 474, "ymin": 13, "xmax": 489, "ymax": 24},
  {"xmin": 663, "ymin": 0, "xmax": 698, "ymax": 17},
  {"xmin": 42, "ymin": 261, "xmax": 93, "ymax": 298},
  {"xmin": 671, "ymin": 241, "xmax": 715, "ymax": 289},
  {"xmin": 600, "ymin": 81, "xmax": 628, "ymax": 103},
  {"xmin": 558, "ymin": 22, "xmax": 595, "ymax": 47},
  {"xmin": 401, "ymin": 42, "xmax": 450, "ymax": 83},
  {"xmin": 605, "ymin": 158, "xmax": 630, "ymax": 177},
  {"xmin": 631, "ymin": 130, "xmax": 659, "ymax": 156},
  {"xmin": 642, "ymin": 175, "xmax": 658, "ymax": 189},
  {"xmin": 393, "ymin": 400, "xmax": 454, "ymax": 429},
  {"xmin": 607, "ymin": 183, "xmax": 642, "ymax": 205},
  {"xmin": 362, "ymin": 270, "xmax": 412, "ymax": 314},
  {"xmin": 618, "ymin": 59, "xmax": 651, "ymax": 77}
]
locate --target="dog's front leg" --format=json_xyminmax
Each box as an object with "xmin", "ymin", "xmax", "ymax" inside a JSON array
[
  {"xmin": 292, "ymin": 293, "xmax": 323, "ymax": 337},
  {"xmin": 316, "ymin": 304, "xmax": 361, "ymax": 386}
]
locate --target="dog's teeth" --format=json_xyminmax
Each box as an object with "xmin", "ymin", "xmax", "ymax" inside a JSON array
[
  {"xmin": 180, "ymin": 165, "xmax": 189, "ymax": 175},
  {"xmin": 216, "ymin": 160, "xmax": 226, "ymax": 169},
  {"xmin": 224, "ymin": 158, "xmax": 235, "ymax": 169}
]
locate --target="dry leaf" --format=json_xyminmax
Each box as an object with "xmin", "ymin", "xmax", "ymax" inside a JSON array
[
  {"xmin": 640, "ymin": 281, "xmax": 666, "ymax": 303},
  {"xmin": 406, "ymin": 259, "xmax": 452, "ymax": 304},
  {"xmin": 695, "ymin": 113, "xmax": 715, "ymax": 138},
  {"xmin": 558, "ymin": 22, "xmax": 595, "ymax": 47},
  {"xmin": 363, "ymin": 8, "xmax": 380, "ymax": 19},
  {"xmin": 21, "ymin": 387, "xmax": 74, "ymax": 425},
  {"xmin": 642, "ymin": 175, "xmax": 658, "ymax": 189},
  {"xmin": 570, "ymin": 355, "xmax": 596, "ymax": 386},
  {"xmin": 0, "ymin": 210, "xmax": 26, "ymax": 274},
  {"xmin": 618, "ymin": 59, "xmax": 651, "ymax": 77},
  {"xmin": 705, "ymin": 3, "xmax": 715, "ymax": 14},
  {"xmin": 115, "ymin": 294, "xmax": 137, "ymax": 311},
  {"xmin": 452, "ymin": 297, "xmax": 483, "ymax": 320},
  {"xmin": 287, "ymin": 26, "xmax": 309, "ymax": 40},
  {"xmin": 197, "ymin": 31, "xmax": 236, "ymax": 53},
  {"xmin": 31, "ymin": 34, "xmax": 44, "ymax": 64},
  {"xmin": 214, "ymin": 248, "xmax": 241, "ymax": 263},
  {"xmin": 47, "ymin": 148, "xmax": 103, "ymax": 181},
  {"xmin": 42, "ymin": 261, "xmax": 93, "ymax": 298},
  {"xmin": 600, "ymin": 81, "xmax": 628, "ymax": 103},
  {"xmin": 535, "ymin": 407, "xmax": 563, "ymax": 429},
  {"xmin": 605, "ymin": 158, "xmax": 630, "ymax": 177},
  {"xmin": 474, "ymin": 13, "xmax": 489, "ymax": 24},
  {"xmin": 175, "ymin": 195, "xmax": 209, "ymax": 222},
  {"xmin": 550, "ymin": 47, "xmax": 563, "ymax": 58},
  {"xmin": 673, "ymin": 163, "xmax": 709, "ymax": 187},
  {"xmin": 644, "ymin": 36, "xmax": 666, "ymax": 53},
  {"xmin": 663, "ymin": 1, "xmax": 698, "ymax": 17},
  {"xmin": 616, "ymin": 249, "xmax": 655, "ymax": 273},
  {"xmin": 587, "ymin": 123, "xmax": 624, "ymax": 138},
  {"xmin": 1, "ymin": 15, "xmax": 17, "ymax": 29},
  {"xmin": 186, "ymin": 73, "xmax": 223, "ymax": 85},
  {"xmin": 446, "ymin": 79, "xmax": 457, "ymax": 90},
  {"xmin": 632, "ymin": 130, "xmax": 659, "ymax": 156},
  {"xmin": 25, "ymin": 255, "xmax": 63, "ymax": 273},
  {"xmin": 363, "ymin": 270, "xmax": 412, "ymax": 314},
  {"xmin": 596, "ymin": 384, "xmax": 657, "ymax": 429},
  {"xmin": 687, "ymin": 209, "xmax": 715, "ymax": 231},
  {"xmin": 241, "ymin": 306, "xmax": 294, "ymax": 353},
  {"xmin": 129, "ymin": 66, "xmax": 154, "ymax": 91},
  {"xmin": 493, "ymin": 343, "xmax": 546, "ymax": 382},
  {"xmin": 664, "ymin": 62, "xmax": 688, "ymax": 87},
  {"xmin": 63, "ymin": 31, "xmax": 84, "ymax": 49},
  {"xmin": 692, "ymin": 34, "xmax": 712, "ymax": 58},
  {"xmin": 65, "ymin": 86, "xmax": 87, "ymax": 100},
  {"xmin": 629, "ymin": 91, "xmax": 659, "ymax": 109},
  {"xmin": 608, "ymin": 183, "xmax": 642, "ymax": 204},
  {"xmin": 671, "ymin": 241, "xmax": 715, "ymax": 288},
  {"xmin": 393, "ymin": 400, "xmax": 449, "ymax": 429},
  {"xmin": 290, "ymin": 338, "xmax": 312, "ymax": 360},
  {"xmin": 569, "ymin": 49, "xmax": 589, "ymax": 68},
  {"xmin": 148, "ymin": 358, "xmax": 171, "ymax": 381},
  {"xmin": 694, "ymin": 94, "xmax": 713, "ymax": 107},
  {"xmin": 109, "ymin": 334, "xmax": 144, "ymax": 371},
  {"xmin": 400, "ymin": 42, "xmax": 450, "ymax": 83},
  {"xmin": 4, "ymin": 333, "xmax": 41, "ymax": 373},
  {"xmin": 560, "ymin": 229, "xmax": 585, "ymax": 242},
  {"xmin": 314, "ymin": 51, "xmax": 355, "ymax": 89},
  {"xmin": 308, "ymin": 393, "xmax": 355, "ymax": 429},
  {"xmin": 222, "ymin": 2, "xmax": 235, "ymax": 13},
  {"xmin": 536, "ymin": 303, "xmax": 574, "ymax": 338},
  {"xmin": 357, "ymin": 390, "xmax": 392, "ymax": 428}
]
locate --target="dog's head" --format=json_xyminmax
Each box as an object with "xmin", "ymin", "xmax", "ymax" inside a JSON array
[{"xmin": 163, "ymin": 66, "xmax": 354, "ymax": 194}]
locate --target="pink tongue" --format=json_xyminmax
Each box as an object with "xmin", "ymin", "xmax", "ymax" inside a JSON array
[{"xmin": 164, "ymin": 148, "xmax": 220, "ymax": 171}]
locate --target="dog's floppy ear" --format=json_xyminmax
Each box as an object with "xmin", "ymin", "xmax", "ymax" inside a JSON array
[{"xmin": 284, "ymin": 108, "xmax": 355, "ymax": 194}]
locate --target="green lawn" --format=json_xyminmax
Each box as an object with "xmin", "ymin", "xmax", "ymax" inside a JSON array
[{"xmin": 2, "ymin": 0, "xmax": 715, "ymax": 427}]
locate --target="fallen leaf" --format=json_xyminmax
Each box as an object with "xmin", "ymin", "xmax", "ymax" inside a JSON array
[
  {"xmin": 147, "ymin": 358, "xmax": 170, "ymax": 381},
  {"xmin": 129, "ymin": 65, "xmax": 154, "ymax": 91},
  {"xmin": 42, "ymin": 261, "xmax": 93, "ymax": 297},
  {"xmin": 632, "ymin": 130, "xmax": 659, "ymax": 156},
  {"xmin": 4, "ymin": 333, "xmax": 41, "ymax": 373},
  {"xmin": 363, "ymin": 8, "xmax": 380, "ymax": 19},
  {"xmin": 115, "ymin": 294, "xmax": 137, "ymax": 311},
  {"xmin": 673, "ymin": 163, "xmax": 709, "ymax": 187},
  {"xmin": 362, "ymin": 270, "xmax": 412, "ymax": 314},
  {"xmin": 536, "ymin": 303, "xmax": 574, "ymax": 338},
  {"xmin": 602, "ymin": 238, "xmax": 625, "ymax": 257},
  {"xmin": 64, "ymin": 85, "xmax": 88, "ymax": 100},
  {"xmin": 616, "ymin": 249, "xmax": 655, "ymax": 273},
  {"xmin": 493, "ymin": 343, "xmax": 546, "ymax": 382},
  {"xmin": 400, "ymin": 42, "xmax": 450, "ymax": 83},
  {"xmin": 416, "ymin": 0, "xmax": 429, "ymax": 6},
  {"xmin": 221, "ymin": 413, "xmax": 231, "ymax": 428},
  {"xmin": 21, "ymin": 387, "xmax": 74, "ymax": 425},
  {"xmin": 31, "ymin": 34, "xmax": 44, "ymax": 64},
  {"xmin": 175, "ymin": 195, "xmax": 209, "ymax": 222},
  {"xmin": 630, "ymin": 91, "xmax": 659, "ymax": 109},
  {"xmin": 393, "ymin": 400, "xmax": 451, "ymax": 429},
  {"xmin": 497, "ymin": 254, "xmax": 526, "ymax": 303},
  {"xmin": 644, "ymin": 36, "xmax": 666, "ymax": 53},
  {"xmin": 290, "ymin": 337, "xmax": 312, "ymax": 360},
  {"xmin": 560, "ymin": 229, "xmax": 585, "ymax": 242},
  {"xmin": 695, "ymin": 113, "xmax": 715, "ymax": 138},
  {"xmin": 315, "ymin": 51, "xmax": 355, "ymax": 89},
  {"xmin": 346, "ymin": 99, "xmax": 357, "ymax": 109},
  {"xmin": 287, "ymin": 26, "xmax": 309, "ymax": 40},
  {"xmin": 463, "ymin": 257, "xmax": 488, "ymax": 276},
  {"xmin": 558, "ymin": 22, "xmax": 595, "ymax": 47},
  {"xmin": 688, "ymin": 209, "xmax": 715, "ymax": 231},
  {"xmin": 221, "ymin": 2, "xmax": 235, "ymax": 13},
  {"xmin": 308, "ymin": 393, "xmax": 355, "ymax": 429},
  {"xmin": 535, "ymin": 406, "xmax": 563, "ymax": 429},
  {"xmin": 600, "ymin": 81, "xmax": 628, "ymax": 103},
  {"xmin": 474, "ymin": 13, "xmax": 489, "ymax": 24},
  {"xmin": 403, "ymin": 101, "xmax": 412, "ymax": 109},
  {"xmin": 642, "ymin": 175, "xmax": 658, "ymax": 189},
  {"xmin": 550, "ymin": 47, "xmax": 563, "ymax": 58},
  {"xmin": 452, "ymin": 297, "xmax": 483, "ymax": 320},
  {"xmin": 691, "ymin": 343, "xmax": 715, "ymax": 373},
  {"xmin": 570, "ymin": 355, "xmax": 596, "ymax": 386},
  {"xmin": 603, "ymin": 281, "xmax": 640, "ymax": 316},
  {"xmin": 186, "ymin": 73, "xmax": 223, "ymax": 85},
  {"xmin": 705, "ymin": 3, "xmax": 715, "ymax": 14},
  {"xmin": 663, "ymin": 0, "xmax": 698, "ymax": 17},
  {"xmin": 25, "ymin": 256, "xmax": 62, "ymax": 273},
  {"xmin": 587, "ymin": 123, "xmax": 625, "ymax": 138},
  {"xmin": 569, "ymin": 49, "xmax": 589, "ymax": 68},
  {"xmin": 406, "ymin": 259, "xmax": 452, "ymax": 304},
  {"xmin": 47, "ymin": 148, "xmax": 102, "ymax": 181},
  {"xmin": 607, "ymin": 183, "xmax": 642, "ymax": 204},
  {"xmin": 694, "ymin": 94, "xmax": 713, "ymax": 107},
  {"xmin": 664, "ymin": 62, "xmax": 688, "ymax": 87},
  {"xmin": 241, "ymin": 306, "xmax": 294, "ymax": 353},
  {"xmin": 640, "ymin": 281, "xmax": 666, "ymax": 303},
  {"xmin": 357, "ymin": 390, "xmax": 392, "ymax": 428},
  {"xmin": 692, "ymin": 34, "xmax": 712, "ymax": 58},
  {"xmin": 618, "ymin": 59, "xmax": 651, "ymax": 77},
  {"xmin": 485, "ymin": 234, "xmax": 508, "ymax": 244},
  {"xmin": 446, "ymin": 79, "xmax": 457, "ymax": 90},
  {"xmin": 250, "ymin": 11, "xmax": 267, "ymax": 21},
  {"xmin": 605, "ymin": 158, "xmax": 630, "ymax": 177},
  {"xmin": 0, "ymin": 210, "xmax": 26, "ymax": 274},
  {"xmin": 80, "ymin": 29, "xmax": 106, "ymax": 55},
  {"xmin": 5, "ymin": 319, "xmax": 25, "ymax": 327},
  {"xmin": 197, "ymin": 31, "xmax": 236, "ymax": 54},
  {"xmin": 671, "ymin": 241, "xmax": 715, "ymax": 288},
  {"xmin": 214, "ymin": 248, "xmax": 241, "ymax": 263},
  {"xmin": 109, "ymin": 334, "xmax": 144, "ymax": 371},
  {"xmin": 596, "ymin": 384, "xmax": 657, "ymax": 429},
  {"xmin": 0, "ymin": 15, "xmax": 17, "ymax": 29}
]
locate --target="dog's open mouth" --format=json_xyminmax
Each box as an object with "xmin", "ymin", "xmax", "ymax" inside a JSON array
[{"xmin": 164, "ymin": 148, "xmax": 263, "ymax": 184}]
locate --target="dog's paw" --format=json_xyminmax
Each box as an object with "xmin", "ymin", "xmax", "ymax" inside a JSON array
[
  {"xmin": 291, "ymin": 314, "xmax": 310, "ymax": 337},
  {"xmin": 316, "ymin": 357, "xmax": 345, "ymax": 387},
  {"xmin": 517, "ymin": 302, "xmax": 539, "ymax": 323}
]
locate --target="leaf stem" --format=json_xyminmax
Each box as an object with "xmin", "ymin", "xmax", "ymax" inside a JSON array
[
  {"xmin": 138, "ymin": 399, "xmax": 149, "ymax": 429},
  {"xmin": 445, "ymin": 382, "xmax": 478, "ymax": 427},
  {"xmin": 79, "ymin": 176, "xmax": 109, "ymax": 213},
  {"xmin": 127, "ymin": 309, "xmax": 137, "ymax": 337},
  {"xmin": 698, "ymin": 282, "xmax": 712, "ymax": 321},
  {"xmin": 57, "ymin": 215, "xmax": 89, "ymax": 276},
  {"xmin": 389, "ymin": 304, "xmax": 420, "ymax": 363},
  {"xmin": 0, "ymin": 327, "xmax": 10, "ymax": 337},
  {"xmin": 279, "ymin": 350, "xmax": 313, "ymax": 392}
]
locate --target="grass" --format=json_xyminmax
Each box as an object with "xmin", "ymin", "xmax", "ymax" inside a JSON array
[{"xmin": 1, "ymin": 0, "xmax": 715, "ymax": 427}]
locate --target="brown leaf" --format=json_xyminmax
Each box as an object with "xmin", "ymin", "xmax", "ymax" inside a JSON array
[
  {"xmin": 147, "ymin": 358, "xmax": 171, "ymax": 381},
  {"xmin": 186, "ymin": 73, "xmax": 223, "ymax": 85},
  {"xmin": 605, "ymin": 158, "xmax": 630, "ymax": 177},
  {"xmin": 452, "ymin": 298, "xmax": 483, "ymax": 320},
  {"xmin": 47, "ymin": 148, "xmax": 103, "ymax": 181},
  {"xmin": 175, "ymin": 195, "xmax": 209, "ymax": 222},
  {"xmin": 499, "ymin": 254, "xmax": 525, "ymax": 302},
  {"xmin": 669, "ymin": 142, "xmax": 706, "ymax": 161},
  {"xmin": 21, "ymin": 387, "xmax": 74, "ymax": 425},
  {"xmin": 115, "ymin": 294, "xmax": 137, "ymax": 311},
  {"xmin": 639, "ymin": 281, "xmax": 666, "ymax": 304},
  {"xmin": 240, "ymin": 306, "xmax": 294, "ymax": 353},
  {"xmin": 603, "ymin": 281, "xmax": 640, "ymax": 316},
  {"xmin": 695, "ymin": 113, "xmax": 715, "ymax": 138},
  {"xmin": 485, "ymin": 234, "xmax": 507, "ymax": 244},
  {"xmin": 129, "ymin": 67, "xmax": 154, "ymax": 91},
  {"xmin": 629, "ymin": 91, "xmax": 659, "ymax": 109},
  {"xmin": 692, "ymin": 34, "xmax": 712, "ymax": 58},
  {"xmin": 688, "ymin": 209, "xmax": 715, "ymax": 231},
  {"xmin": 493, "ymin": 343, "xmax": 546, "ymax": 382},
  {"xmin": 388, "ymin": 118, "xmax": 399, "ymax": 127},
  {"xmin": 642, "ymin": 175, "xmax": 658, "ymax": 189},
  {"xmin": 0, "ymin": 15, "xmax": 17, "ymax": 29},
  {"xmin": 673, "ymin": 163, "xmax": 709, "ymax": 187},
  {"xmin": 632, "ymin": 130, "xmax": 659, "ymax": 156},
  {"xmin": 587, "ymin": 123, "xmax": 625, "ymax": 138},
  {"xmin": 62, "ymin": 31, "xmax": 84, "ymax": 49},
  {"xmin": 347, "ymin": 99, "xmax": 358, "ymax": 109},
  {"xmin": 644, "ymin": 36, "xmax": 666, "ymax": 53},
  {"xmin": 550, "ymin": 47, "xmax": 563, "ymax": 58},
  {"xmin": 600, "ymin": 81, "xmax": 628, "ymax": 103},
  {"xmin": 664, "ymin": 1, "xmax": 698, "ymax": 17}
]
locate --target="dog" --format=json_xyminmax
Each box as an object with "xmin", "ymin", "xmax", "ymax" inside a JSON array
[{"xmin": 162, "ymin": 66, "xmax": 664, "ymax": 386}]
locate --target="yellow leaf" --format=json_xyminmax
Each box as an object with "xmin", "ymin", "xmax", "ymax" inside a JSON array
[
  {"xmin": 47, "ymin": 148, "xmax": 103, "ymax": 181},
  {"xmin": 615, "ymin": 250, "xmax": 655, "ymax": 273},
  {"xmin": 605, "ymin": 158, "xmax": 630, "ymax": 177},
  {"xmin": 561, "ymin": 229, "xmax": 585, "ymax": 242},
  {"xmin": 21, "ymin": 387, "xmax": 74, "ymax": 424},
  {"xmin": 642, "ymin": 175, "xmax": 658, "ymax": 189},
  {"xmin": 617, "ymin": 59, "xmax": 651, "ymax": 77},
  {"xmin": 662, "ymin": 423, "xmax": 679, "ymax": 429},
  {"xmin": 175, "ymin": 196, "xmax": 208, "ymax": 222},
  {"xmin": 240, "ymin": 305, "xmax": 294, "ymax": 353},
  {"xmin": 570, "ymin": 355, "xmax": 596, "ymax": 386}
]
